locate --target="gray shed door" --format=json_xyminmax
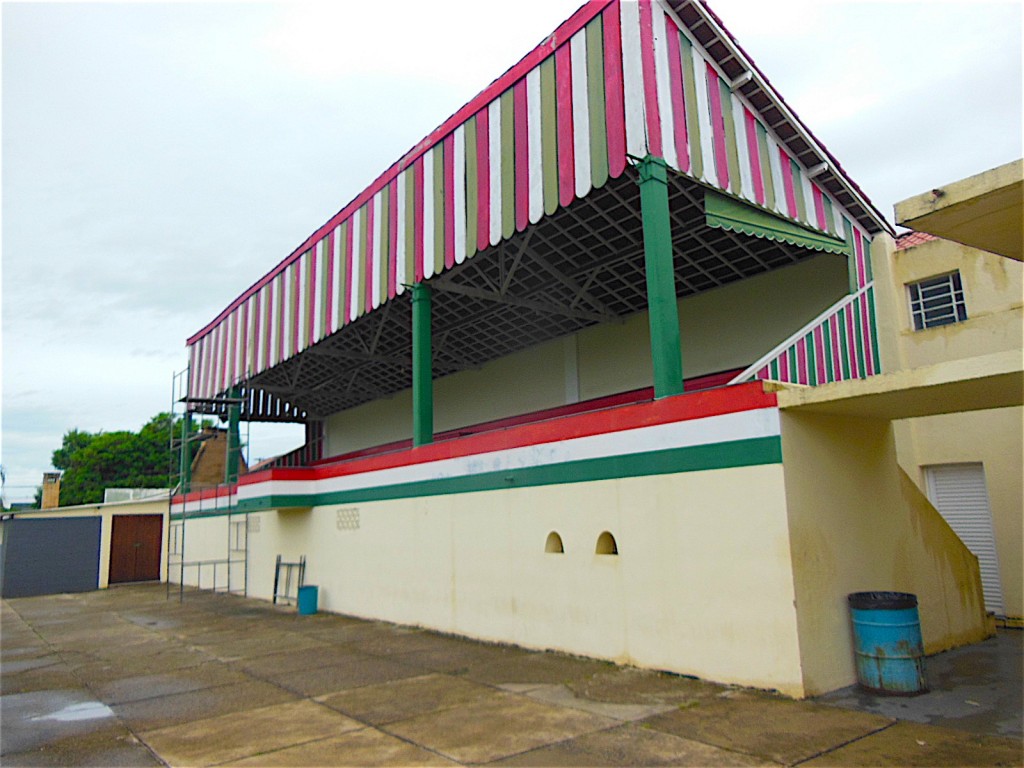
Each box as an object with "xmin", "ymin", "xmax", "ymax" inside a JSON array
[
  {"xmin": 0, "ymin": 517, "xmax": 101, "ymax": 598},
  {"xmin": 925, "ymin": 463, "xmax": 1004, "ymax": 617}
]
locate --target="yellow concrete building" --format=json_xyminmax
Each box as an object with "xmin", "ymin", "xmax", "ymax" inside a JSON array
[{"xmin": 872, "ymin": 159, "xmax": 1023, "ymax": 625}]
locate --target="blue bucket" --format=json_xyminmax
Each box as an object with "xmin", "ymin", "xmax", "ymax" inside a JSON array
[
  {"xmin": 848, "ymin": 591, "xmax": 927, "ymax": 695},
  {"xmin": 297, "ymin": 585, "xmax": 319, "ymax": 616}
]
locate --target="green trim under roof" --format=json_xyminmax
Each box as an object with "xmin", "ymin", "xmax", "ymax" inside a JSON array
[{"xmin": 705, "ymin": 190, "xmax": 851, "ymax": 256}]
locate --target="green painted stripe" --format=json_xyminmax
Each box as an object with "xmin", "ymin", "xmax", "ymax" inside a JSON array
[
  {"xmin": 838, "ymin": 306, "xmax": 851, "ymax": 380},
  {"xmin": 357, "ymin": 204, "xmax": 368, "ymax": 316},
  {"xmin": 842, "ymin": 217, "xmax": 857, "ymax": 292},
  {"xmin": 787, "ymin": 342, "xmax": 798, "ymax": 382},
  {"xmin": 822, "ymin": 194, "xmax": 836, "ymax": 236},
  {"xmin": 338, "ymin": 220, "xmax": 349, "ymax": 324},
  {"xmin": 586, "ymin": 16, "xmax": 609, "ymax": 190},
  {"xmin": 867, "ymin": 286, "xmax": 881, "ymax": 374},
  {"xmin": 755, "ymin": 121, "xmax": 774, "ymax": 210},
  {"xmin": 433, "ymin": 145, "xmax": 445, "ymax": 274},
  {"xmin": 861, "ymin": 234, "xmax": 873, "ymax": 282},
  {"xmin": 500, "ymin": 88, "xmax": 516, "ymax": 240},
  {"xmin": 790, "ymin": 158, "xmax": 807, "ymax": 224},
  {"xmin": 805, "ymin": 332, "xmax": 817, "ymax": 385},
  {"xmin": 318, "ymin": 238, "xmax": 329, "ymax": 337},
  {"xmin": 823, "ymin": 317, "xmax": 834, "ymax": 383},
  {"xmin": 404, "ymin": 168, "xmax": 415, "ymax": 282},
  {"xmin": 719, "ymin": 78, "xmax": 741, "ymax": 193},
  {"xmin": 225, "ymin": 436, "xmax": 782, "ymax": 514},
  {"xmin": 769, "ymin": 358, "xmax": 778, "ymax": 380},
  {"xmin": 540, "ymin": 56, "xmax": 559, "ymax": 216},
  {"xmin": 465, "ymin": 115, "xmax": 478, "ymax": 259},
  {"xmin": 379, "ymin": 185, "xmax": 390, "ymax": 299},
  {"xmin": 678, "ymin": 31, "xmax": 703, "ymax": 181}
]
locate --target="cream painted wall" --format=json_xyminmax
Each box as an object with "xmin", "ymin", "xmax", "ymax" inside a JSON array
[
  {"xmin": 6, "ymin": 499, "xmax": 170, "ymax": 588},
  {"xmin": 167, "ymin": 514, "xmax": 247, "ymax": 593},
  {"xmin": 326, "ymin": 254, "xmax": 849, "ymax": 456},
  {"xmin": 871, "ymin": 234, "xmax": 1023, "ymax": 620},
  {"xmin": 232, "ymin": 464, "xmax": 807, "ymax": 697},
  {"xmin": 780, "ymin": 411, "xmax": 989, "ymax": 696}
]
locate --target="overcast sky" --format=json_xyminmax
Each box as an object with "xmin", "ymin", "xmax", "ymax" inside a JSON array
[{"xmin": 2, "ymin": 1, "xmax": 1021, "ymax": 504}]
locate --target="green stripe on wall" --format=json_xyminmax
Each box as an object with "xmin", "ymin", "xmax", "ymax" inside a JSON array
[
  {"xmin": 755, "ymin": 121, "xmax": 774, "ymax": 210},
  {"xmin": 465, "ymin": 115, "xmax": 478, "ymax": 259},
  {"xmin": 357, "ymin": 205, "xmax": 368, "ymax": 316},
  {"xmin": 790, "ymin": 158, "xmax": 807, "ymax": 224},
  {"xmin": 822, "ymin": 194, "xmax": 836, "ymax": 236},
  {"xmin": 540, "ymin": 57, "xmax": 559, "ymax": 217},
  {"xmin": 805, "ymin": 332, "xmax": 817, "ymax": 385},
  {"xmin": 404, "ymin": 169, "xmax": 415, "ymax": 282},
  {"xmin": 379, "ymin": 189, "xmax": 390, "ymax": 300},
  {"xmin": 823, "ymin": 319, "xmax": 834, "ymax": 383},
  {"xmin": 719, "ymin": 78, "xmax": 741, "ymax": 193},
  {"xmin": 586, "ymin": 16, "xmax": 609, "ymax": 190},
  {"xmin": 678, "ymin": 31, "xmax": 703, "ymax": 181},
  {"xmin": 500, "ymin": 88, "xmax": 516, "ymax": 239},
  {"xmin": 867, "ymin": 286, "xmax": 882, "ymax": 373},
  {"xmin": 838, "ymin": 307, "xmax": 851, "ymax": 380},
  {"xmin": 216, "ymin": 436, "xmax": 783, "ymax": 516},
  {"xmin": 853, "ymin": 297, "xmax": 867, "ymax": 378}
]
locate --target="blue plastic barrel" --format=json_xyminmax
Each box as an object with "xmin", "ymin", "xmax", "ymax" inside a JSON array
[
  {"xmin": 297, "ymin": 585, "xmax": 319, "ymax": 616},
  {"xmin": 848, "ymin": 591, "xmax": 927, "ymax": 695}
]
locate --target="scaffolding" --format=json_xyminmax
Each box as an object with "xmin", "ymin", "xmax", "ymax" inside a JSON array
[{"xmin": 166, "ymin": 366, "xmax": 251, "ymax": 602}]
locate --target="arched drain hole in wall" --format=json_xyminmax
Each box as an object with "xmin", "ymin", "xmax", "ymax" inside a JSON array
[
  {"xmin": 545, "ymin": 531, "xmax": 564, "ymax": 553},
  {"xmin": 595, "ymin": 531, "xmax": 618, "ymax": 555}
]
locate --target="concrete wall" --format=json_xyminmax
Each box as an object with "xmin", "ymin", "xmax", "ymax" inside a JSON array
[
  {"xmin": 780, "ymin": 410, "xmax": 989, "ymax": 696},
  {"xmin": 2, "ymin": 499, "xmax": 170, "ymax": 589},
  {"xmin": 325, "ymin": 254, "xmax": 848, "ymax": 456},
  {"xmin": 228, "ymin": 462, "xmax": 807, "ymax": 696},
  {"xmin": 872, "ymin": 233, "xmax": 1023, "ymax": 620}
]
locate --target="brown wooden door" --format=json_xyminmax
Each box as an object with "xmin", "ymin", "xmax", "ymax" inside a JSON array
[{"xmin": 109, "ymin": 515, "xmax": 163, "ymax": 584}]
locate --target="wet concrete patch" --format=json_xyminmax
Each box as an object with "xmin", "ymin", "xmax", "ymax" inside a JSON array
[
  {"xmin": 318, "ymin": 673, "xmax": 502, "ymax": 725},
  {"xmin": 229, "ymin": 727, "xmax": 460, "ymax": 767},
  {"xmin": 139, "ymin": 699, "xmax": 362, "ymax": 767},
  {"xmin": 493, "ymin": 722, "xmax": 777, "ymax": 766},
  {"xmin": 817, "ymin": 630, "xmax": 1023, "ymax": 739},
  {"xmin": 0, "ymin": 689, "xmax": 116, "ymax": 755},
  {"xmin": 800, "ymin": 720, "xmax": 1023, "ymax": 766},
  {"xmin": 90, "ymin": 663, "xmax": 253, "ymax": 705},
  {"xmin": 641, "ymin": 690, "xmax": 893, "ymax": 765},
  {"xmin": 384, "ymin": 691, "xmax": 617, "ymax": 764}
]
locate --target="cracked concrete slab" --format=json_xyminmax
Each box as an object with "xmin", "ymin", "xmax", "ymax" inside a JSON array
[
  {"xmin": 318, "ymin": 673, "xmax": 499, "ymax": 725},
  {"xmin": 228, "ymin": 727, "xmax": 459, "ymax": 767},
  {"xmin": 500, "ymin": 683, "xmax": 677, "ymax": 721}
]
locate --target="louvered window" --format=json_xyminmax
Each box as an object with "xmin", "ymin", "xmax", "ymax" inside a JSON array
[{"xmin": 907, "ymin": 271, "xmax": 967, "ymax": 330}]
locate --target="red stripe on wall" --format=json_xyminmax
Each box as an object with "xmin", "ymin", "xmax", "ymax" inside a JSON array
[
  {"xmin": 706, "ymin": 62, "xmax": 729, "ymax": 190},
  {"xmin": 638, "ymin": 0, "xmax": 663, "ymax": 158},
  {"xmin": 344, "ymin": 219, "xmax": 354, "ymax": 323},
  {"xmin": 239, "ymin": 301, "xmax": 249, "ymax": 380},
  {"xmin": 664, "ymin": 13, "xmax": 689, "ymax": 173},
  {"xmin": 829, "ymin": 315, "xmax": 841, "ymax": 381},
  {"xmin": 556, "ymin": 44, "xmax": 575, "ymax": 208},
  {"xmin": 252, "ymin": 291, "xmax": 262, "ymax": 375},
  {"xmin": 744, "ymin": 108, "xmax": 764, "ymax": 205},
  {"xmin": 364, "ymin": 200, "xmax": 375, "ymax": 311},
  {"xmin": 308, "ymin": 245, "xmax": 317, "ymax": 345},
  {"xmin": 814, "ymin": 325, "xmax": 827, "ymax": 383},
  {"xmin": 476, "ymin": 107, "xmax": 491, "ymax": 254},
  {"xmin": 240, "ymin": 381, "xmax": 777, "ymax": 487},
  {"xmin": 443, "ymin": 134, "xmax": 456, "ymax": 268},
  {"xmin": 603, "ymin": 0, "xmax": 626, "ymax": 178},
  {"xmin": 795, "ymin": 338, "xmax": 808, "ymax": 385},
  {"xmin": 812, "ymin": 183, "xmax": 826, "ymax": 231},
  {"xmin": 845, "ymin": 309, "xmax": 860, "ymax": 378},
  {"xmin": 513, "ymin": 78, "xmax": 530, "ymax": 232}
]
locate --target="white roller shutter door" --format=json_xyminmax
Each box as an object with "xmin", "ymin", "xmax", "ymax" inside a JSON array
[{"xmin": 925, "ymin": 463, "xmax": 1004, "ymax": 617}]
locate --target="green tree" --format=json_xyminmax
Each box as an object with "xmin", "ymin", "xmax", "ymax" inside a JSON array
[{"xmin": 50, "ymin": 413, "xmax": 203, "ymax": 506}]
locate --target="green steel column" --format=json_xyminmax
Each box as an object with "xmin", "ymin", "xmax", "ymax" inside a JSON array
[
  {"xmin": 179, "ymin": 410, "xmax": 192, "ymax": 494},
  {"xmin": 225, "ymin": 387, "xmax": 241, "ymax": 485},
  {"xmin": 412, "ymin": 283, "xmax": 434, "ymax": 446},
  {"xmin": 637, "ymin": 155, "xmax": 684, "ymax": 398}
]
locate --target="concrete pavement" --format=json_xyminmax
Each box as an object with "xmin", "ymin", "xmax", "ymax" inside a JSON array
[{"xmin": 2, "ymin": 584, "xmax": 1021, "ymax": 767}]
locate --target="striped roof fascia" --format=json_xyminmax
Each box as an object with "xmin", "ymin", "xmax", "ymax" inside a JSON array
[
  {"xmin": 679, "ymin": 0, "xmax": 892, "ymax": 237},
  {"xmin": 186, "ymin": 0, "xmax": 887, "ymax": 400},
  {"xmin": 186, "ymin": 0, "xmax": 611, "ymax": 347}
]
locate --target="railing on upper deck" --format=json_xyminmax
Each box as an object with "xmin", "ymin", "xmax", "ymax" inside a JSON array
[{"xmin": 729, "ymin": 283, "xmax": 881, "ymax": 386}]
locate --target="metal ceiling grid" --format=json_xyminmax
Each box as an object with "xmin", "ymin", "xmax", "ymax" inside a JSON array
[{"xmin": 209, "ymin": 170, "xmax": 835, "ymax": 422}]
